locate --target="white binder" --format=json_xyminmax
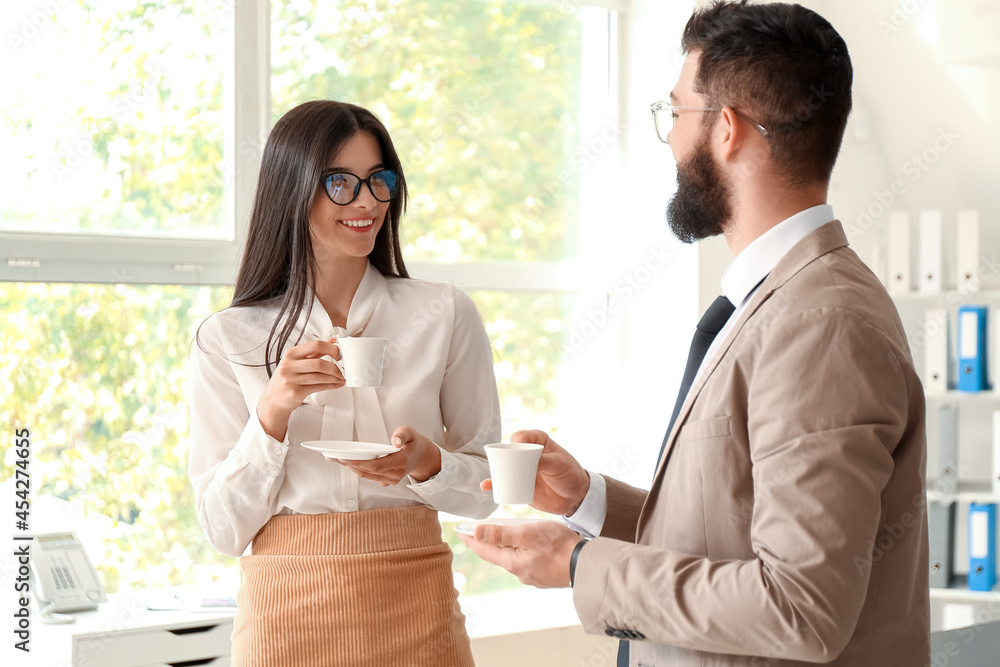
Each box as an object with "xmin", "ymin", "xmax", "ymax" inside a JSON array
[
  {"xmin": 993, "ymin": 411, "xmax": 1000, "ymax": 496},
  {"xmin": 924, "ymin": 309, "xmax": 949, "ymax": 393},
  {"xmin": 887, "ymin": 211, "xmax": 911, "ymax": 294},
  {"xmin": 956, "ymin": 209, "xmax": 980, "ymax": 293},
  {"xmin": 937, "ymin": 403, "xmax": 959, "ymax": 495},
  {"xmin": 919, "ymin": 210, "xmax": 942, "ymax": 293}
]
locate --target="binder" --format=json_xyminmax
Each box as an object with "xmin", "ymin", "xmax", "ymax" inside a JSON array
[
  {"xmin": 928, "ymin": 500, "xmax": 955, "ymax": 588},
  {"xmin": 956, "ymin": 210, "xmax": 980, "ymax": 293},
  {"xmin": 993, "ymin": 411, "xmax": 1000, "ymax": 497},
  {"xmin": 887, "ymin": 211, "xmax": 911, "ymax": 294},
  {"xmin": 923, "ymin": 309, "xmax": 949, "ymax": 393},
  {"xmin": 919, "ymin": 210, "xmax": 942, "ymax": 293},
  {"xmin": 937, "ymin": 403, "xmax": 959, "ymax": 495},
  {"xmin": 957, "ymin": 305, "xmax": 988, "ymax": 392},
  {"xmin": 968, "ymin": 503, "xmax": 997, "ymax": 592}
]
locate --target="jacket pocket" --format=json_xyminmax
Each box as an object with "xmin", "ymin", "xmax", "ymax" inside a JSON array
[{"xmin": 675, "ymin": 415, "xmax": 732, "ymax": 444}]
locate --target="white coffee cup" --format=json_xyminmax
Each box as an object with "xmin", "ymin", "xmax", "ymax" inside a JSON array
[
  {"xmin": 332, "ymin": 336, "xmax": 389, "ymax": 388},
  {"xmin": 485, "ymin": 443, "xmax": 544, "ymax": 505}
]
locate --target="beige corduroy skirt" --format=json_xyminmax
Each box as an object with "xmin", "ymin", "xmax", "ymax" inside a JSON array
[{"xmin": 231, "ymin": 506, "xmax": 475, "ymax": 667}]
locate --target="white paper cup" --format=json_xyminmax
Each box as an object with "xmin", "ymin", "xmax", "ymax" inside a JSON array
[
  {"xmin": 334, "ymin": 337, "xmax": 389, "ymax": 388},
  {"xmin": 485, "ymin": 443, "xmax": 544, "ymax": 505}
]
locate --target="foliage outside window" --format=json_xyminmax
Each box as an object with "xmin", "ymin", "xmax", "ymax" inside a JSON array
[
  {"xmin": 1, "ymin": 284, "xmax": 568, "ymax": 595},
  {"xmin": 271, "ymin": 0, "xmax": 585, "ymax": 263},
  {"xmin": 1, "ymin": 0, "xmax": 229, "ymax": 238},
  {"xmin": 1, "ymin": 0, "xmax": 596, "ymax": 599}
]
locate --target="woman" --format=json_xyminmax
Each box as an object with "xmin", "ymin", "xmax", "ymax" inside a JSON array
[{"xmin": 189, "ymin": 100, "xmax": 499, "ymax": 667}]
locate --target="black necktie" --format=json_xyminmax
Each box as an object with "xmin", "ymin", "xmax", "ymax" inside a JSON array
[
  {"xmin": 656, "ymin": 295, "xmax": 736, "ymax": 470},
  {"xmin": 617, "ymin": 295, "xmax": 736, "ymax": 667}
]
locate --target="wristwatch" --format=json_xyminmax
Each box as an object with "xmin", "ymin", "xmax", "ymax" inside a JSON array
[{"xmin": 570, "ymin": 538, "xmax": 589, "ymax": 587}]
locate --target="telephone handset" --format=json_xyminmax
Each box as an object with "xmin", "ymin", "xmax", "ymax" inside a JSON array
[{"xmin": 30, "ymin": 532, "xmax": 107, "ymax": 623}]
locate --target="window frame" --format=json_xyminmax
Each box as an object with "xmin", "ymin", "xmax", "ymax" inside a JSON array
[
  {"xmin": 0, "ymin": 0, "xmax": 271, "ymax": 287},
  {"xmin": 0, "ymin": 0, "xmax": 628, "ymax": 293}
]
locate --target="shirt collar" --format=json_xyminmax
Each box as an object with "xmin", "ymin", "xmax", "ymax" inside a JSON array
[{"xmin": 720, "ymin": 204, "xmax": 835, "ymax": 307}]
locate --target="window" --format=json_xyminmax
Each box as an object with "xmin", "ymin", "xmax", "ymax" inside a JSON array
[
  {"xmin": 1, "ymin": 282, "xmax": 236, "ymax": 592},
  {"xmin": 3, "ymin": 0, "xmax": 672, "ymax": 608},
  {"xmin": 2, "ymin": 1, "xmax": 229, "ymax": 240}
]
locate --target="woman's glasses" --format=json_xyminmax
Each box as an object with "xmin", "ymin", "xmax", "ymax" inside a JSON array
[{"xmin": 321, "ymin": 169, "xmax": 400, "ymax": 205}]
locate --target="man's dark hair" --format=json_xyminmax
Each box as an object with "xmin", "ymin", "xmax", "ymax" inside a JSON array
[{"xmin": 681, "ymin": 0, "xmax": 853, "ymax": 186}]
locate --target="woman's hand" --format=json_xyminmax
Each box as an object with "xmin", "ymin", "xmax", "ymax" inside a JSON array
[
  {"xmin": 256, "ymin": 338, "xmax": 344, "ymax": 441},
  {"xmin": 481, "ymin": 430, "xmax": 590, "ymax": 516},
  {"xmin": 335, "ymin": 426, "xmax": 442, "ymax": 486}
]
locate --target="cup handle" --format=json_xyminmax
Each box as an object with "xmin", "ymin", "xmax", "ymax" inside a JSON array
[{"xmin": 331, "ymin": 341, "xmax": 346, "ymax": 376}]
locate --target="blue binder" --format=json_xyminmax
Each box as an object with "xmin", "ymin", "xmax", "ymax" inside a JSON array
[
  {"xmin": 957, "ymin": 305, "xmax": 988, "ymax": 392},
  {"xmin": 969, "ymin": 503, "xmax": 997, "ymax": 592}
]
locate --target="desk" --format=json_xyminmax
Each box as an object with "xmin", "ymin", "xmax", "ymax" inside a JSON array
[
  {"xmin": 30, "ymin": 591, "xmax": 234, "ymax": 667},
  {"xmin": 931, "ymin": 619, "xmax": 1000, "ymax": 666}
]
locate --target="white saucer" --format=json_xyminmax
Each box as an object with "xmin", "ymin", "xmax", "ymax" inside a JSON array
[
  {"xmin": 455, "ymin": 517, "xmax": 561, "ymax": 537},
  {"xmin": 301, "ymin": 440, "xmax": 398, "ymax": 461}
]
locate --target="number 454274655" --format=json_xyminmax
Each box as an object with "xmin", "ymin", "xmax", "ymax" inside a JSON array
[{"xmin": 14, "ymin": 427, "xmax": 30, "ymax": 527}]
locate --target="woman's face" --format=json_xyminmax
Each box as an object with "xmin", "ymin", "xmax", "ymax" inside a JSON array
[{"xmin": 309, "ymin": 131, "xmax": 389, "ymax": 264}]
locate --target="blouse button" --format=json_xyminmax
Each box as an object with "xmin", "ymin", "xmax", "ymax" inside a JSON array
[
  {"xmin": 268, "ymin": 463, "xmax": 276, "ymax": 470},
  {"xmin": 347, "ymin": 499, "xmax": 357, "ymax": 508},
  {"xmin": 272, "ymin": 447, "xmax": 281, "ymax": 455}
]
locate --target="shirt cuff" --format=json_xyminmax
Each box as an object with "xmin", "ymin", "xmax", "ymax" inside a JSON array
[
  {"xmin": 562, "ymin": 470, "xmax": 607, "ymax": 538},
  {"xmin": 239, "ymin": 408, "xmax": 290, "ymax": 474},
  {"xmin": 406, "ymin": 443, "xmax": 456, "ymax": 492}
]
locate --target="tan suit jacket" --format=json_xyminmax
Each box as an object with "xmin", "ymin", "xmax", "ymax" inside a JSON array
[{"xmin": 573, "ymin": 221, "xmax": 930, "ymax": 666}]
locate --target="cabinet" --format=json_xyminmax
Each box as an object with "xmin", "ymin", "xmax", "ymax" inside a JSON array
[
  {"xmin": 891, "ymin": 290, "xmax": 1000, "ymax": 612},
  {"xmin": 30, "ymin": 590, "xmax": 234, "ymax": 667}
]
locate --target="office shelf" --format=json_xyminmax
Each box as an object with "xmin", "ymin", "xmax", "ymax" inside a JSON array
[
  {"xmin": 930, "ymin": 584, "xmax": 1000, "ymax": 602},
  {"xmin": 926, "ymin": 479, "xmax": 1000, "ymax": 504},
  {"xmin": 891, "ymin": 290, "xmax": 1000, "ymax": 302},
  {"xmin": 924, "ymin": 391, "xmax": 1000, "ymax": 401}
]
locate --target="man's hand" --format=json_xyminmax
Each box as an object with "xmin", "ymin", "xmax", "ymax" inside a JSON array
[
  {"xmin": 481, "ymin": 430, "xmax": 590, "ymax": 516},
  {"xmin": 335, "ymin": 426, "xmax": 442, "ymax": 486},
  {"xmin": 459, "ymin": 521, "xmax": 581, "ymax": 588}
]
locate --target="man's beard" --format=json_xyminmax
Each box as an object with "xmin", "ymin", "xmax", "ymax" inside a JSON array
[{"xmin": 666, "ymin": 135, "xmax": 732, "ymax": 244}]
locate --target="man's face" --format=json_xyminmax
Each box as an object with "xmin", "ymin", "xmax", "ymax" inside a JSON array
[
  {"xmin": 666, "ymin": 129, "xmax": 732, "ymax": 243},
  {"xmin": 664, "ymin": 53, "xmax": 732, "ymax": 244}
]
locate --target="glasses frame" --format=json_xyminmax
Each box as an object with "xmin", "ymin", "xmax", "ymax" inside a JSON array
[
  {"xmin": 319, "ymin": 169, "xmax": 400, "ymax": 206},
  {"xmin": 650, "ymin": 101, "xmax": 769, "ymax": 143}
]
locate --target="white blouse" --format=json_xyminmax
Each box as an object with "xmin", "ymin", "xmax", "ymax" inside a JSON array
[{"xmin": 188, "ymin": 263, "xmax": 501, "ymax": 557}]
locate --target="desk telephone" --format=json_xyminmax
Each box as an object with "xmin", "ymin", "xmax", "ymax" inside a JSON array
[{"xmin": 30, "ymin": 532, "xmax": 107, "ymax": 622}]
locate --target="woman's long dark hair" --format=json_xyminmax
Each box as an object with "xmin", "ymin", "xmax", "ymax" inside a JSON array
[{"xmin": 227, "ymin": 101, "xmax": 409, "ymax": 375}]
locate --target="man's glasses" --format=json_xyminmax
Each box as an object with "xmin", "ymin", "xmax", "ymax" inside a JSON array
[
  {"xmin": 650, "ymin": 102, "xmax": 769, "ymax": 143},
  {"xmin": 320, "ymin": 169, "xmax": 400, "ymax": 205}
]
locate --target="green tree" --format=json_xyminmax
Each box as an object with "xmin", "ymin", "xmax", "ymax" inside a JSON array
[{"xmin": 2, "ymin": 0, "xmax": 585, "ymax": 597}]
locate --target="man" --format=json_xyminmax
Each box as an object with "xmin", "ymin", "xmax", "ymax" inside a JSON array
[{"xmin": 459, "ymin": 2, "xmax": 930, "ymax": 666}]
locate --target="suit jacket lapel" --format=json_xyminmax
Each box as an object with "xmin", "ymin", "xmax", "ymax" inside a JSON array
[{"xmin": 645, "ymin": 221, "xmax": 852, "ymax": 492}]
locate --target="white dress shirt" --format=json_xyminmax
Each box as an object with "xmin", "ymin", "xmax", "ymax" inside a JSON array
[
  {"xmin": 567, "ymin": 205, "xmax": 836, "ymax": 536},
  {"xmin": 189, "ymin": 262, "xmax": 501, "ymax": 557}
]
